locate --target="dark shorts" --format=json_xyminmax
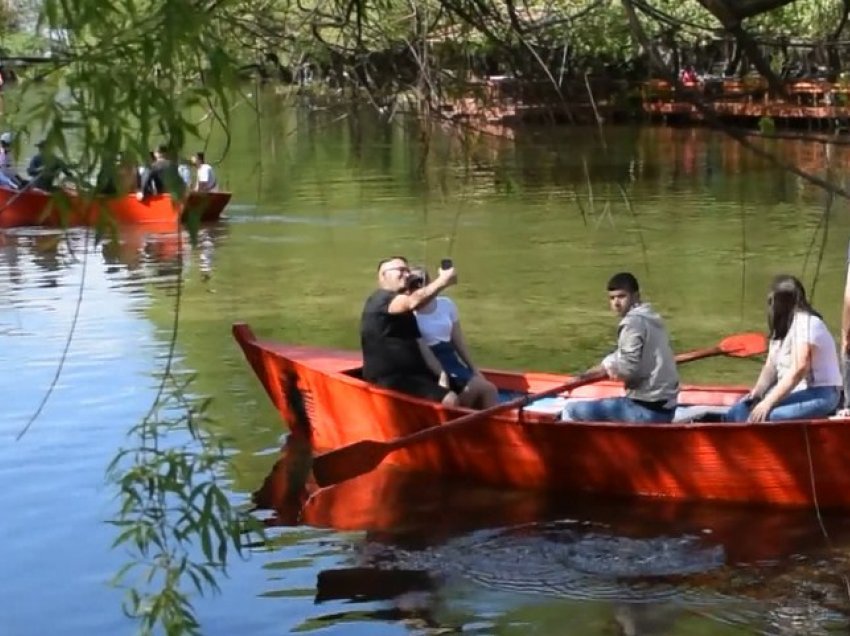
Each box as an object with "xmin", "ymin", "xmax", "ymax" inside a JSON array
[
  {"xmin": 430, "ymin": 341, "xmax": 473, "ymax": 392},
  {"xmin": 375, "ymin": 374, "xmax": 451, "ymax": 402}
]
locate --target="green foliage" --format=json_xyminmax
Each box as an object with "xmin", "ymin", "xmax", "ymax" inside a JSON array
[
  {"xmin": 107, "ymin": 369, "xmax": 264, "ymax": 635},
  {"xmin": 6, "ymin": 0, "xmax": 243, "ymax": 194}
]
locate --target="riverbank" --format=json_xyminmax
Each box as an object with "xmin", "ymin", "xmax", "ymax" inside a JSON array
[{"xmin": 437, "ymin": 75, "xmax": 850, "ymax": 133}]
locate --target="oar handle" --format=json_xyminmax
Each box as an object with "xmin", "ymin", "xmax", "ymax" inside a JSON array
[
  {"xmin": 387, "ymin": 369, "xmax": 608, "ymax": 451},
  {"xmin": 672, "ymin": 345, "xmax": 722, "ymax": 365},
  {"xmin": 387, "ymin": 344, "xmax": 735, "ymax": 452}
]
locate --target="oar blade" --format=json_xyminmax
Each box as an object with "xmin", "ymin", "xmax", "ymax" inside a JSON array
[
  {"xmin": 719, "ymin": 332, "xmax": 767, "ymax": 358},
  {"xmin": 312, "ymin": 439, "xmax": 392, "ymax": 488}
]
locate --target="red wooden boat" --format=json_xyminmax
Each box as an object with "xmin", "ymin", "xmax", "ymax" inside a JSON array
[
  {"xmin": 233, "ymin": 322, "xmax": 850, "ymax": 509},
  {"xmin": 0, "ymin": 186, "xmax": 230, "ymax": 228}
]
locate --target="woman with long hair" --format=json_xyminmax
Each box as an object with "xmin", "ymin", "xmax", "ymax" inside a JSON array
[
  {"xmin": 407, "ymin": 266, "xmax": 499, "ymax": 409},
  {"xmin": 725, "ymin": 275, "xmax": 841, "ymax": 422}
]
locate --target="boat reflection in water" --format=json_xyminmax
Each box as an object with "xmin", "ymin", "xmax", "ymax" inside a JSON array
[
  {"xmin": 253, "ymin": 439, "xmax": 850, "ymax": 634},
  {"xmin": 0, "ymin": 222, "xmax": 227, "ymax": 281}
]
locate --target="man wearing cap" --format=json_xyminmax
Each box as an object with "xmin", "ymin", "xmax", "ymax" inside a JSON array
[{"xmin": 26, "ymin": 140, "xmax": 68, "ymax": 191}]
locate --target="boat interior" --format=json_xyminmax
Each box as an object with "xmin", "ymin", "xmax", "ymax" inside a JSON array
[{"xmin": 343, "ymin": 366, "xmax": 750, "ymax": 423}]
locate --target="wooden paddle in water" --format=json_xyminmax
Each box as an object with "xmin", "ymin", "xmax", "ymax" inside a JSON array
[{"xmin": 312, "ymin": 331, "xmax": 767, "ymax": 488}]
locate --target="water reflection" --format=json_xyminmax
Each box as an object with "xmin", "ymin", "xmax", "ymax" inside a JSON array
[
  {"xmin": 253, "ymin": 445, "xmax": 850, "ymax": 635},
  {"xmin": 0, "ymin": 223, "xmax": 228, "ymax": 283}
]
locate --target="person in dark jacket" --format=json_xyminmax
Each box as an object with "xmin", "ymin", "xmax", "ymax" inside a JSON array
[
  {"xmin": 136, "ymin": 144, "xmax": 185, "ymax": 199},
  {"xmin": 27, "ymin": 140, "xmax": 68, "ymax": 191}
]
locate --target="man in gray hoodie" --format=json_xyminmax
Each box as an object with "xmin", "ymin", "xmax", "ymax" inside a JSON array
[{"xmin": 562, "ymin": 272, "xmax": 679, "ymax": 423}]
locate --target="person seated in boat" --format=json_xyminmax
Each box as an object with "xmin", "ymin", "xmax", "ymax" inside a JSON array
[
  {"xmin": 27, "ymin": 140, "xmax": 68, "ymax": 191},
  {"xmin": 840, "ymin": 245, "xmax": 850, "ymax": 418},
  {"xmin": 361, "ymin": 256, "xmax": 460, "ymax": 407},
  {"xmin": 0, "ymin": 132, "xmax": 23, "ymax": 188},
  {"xmin": 191, "ymin": 152, "xmax": 218, "ymax": 192},
  {"xmin": 407, "ymin": 266, "xmax": 499, "ymax": 409},
  {"xmin": 136, "ymin": 151, "xmax": 155, "ymax": 189},
  {"xmin": 178, "ymin": 156, "xmax": 193, "ymax": 189},
  {"xmin": 0, "ymin": 168, "xmax": 17, "ymax": 189},
  {"xmin": 137, "ymin": 145, "xmax": 185, "ymax": 200},
  {"xmin": 725, "ymin": 275, "xmax": 841, "ymax": 423},
  {"xmin": 561, "ymin": 272, "xmax": 679, "ymax": 423}
]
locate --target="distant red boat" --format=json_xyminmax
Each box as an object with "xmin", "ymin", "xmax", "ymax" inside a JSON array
[
  {"xmin": 0, "ymin": 186, "xmax": 230, "ymax": 228},
  {"xmin": 234, "ymin": 322, "xmax": 850, "ymax": 509}
]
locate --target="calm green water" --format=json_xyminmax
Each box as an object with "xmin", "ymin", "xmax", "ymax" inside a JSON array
[{"xmin": 2, "ymin": 91, "xmax": 850, "ymax": 634}]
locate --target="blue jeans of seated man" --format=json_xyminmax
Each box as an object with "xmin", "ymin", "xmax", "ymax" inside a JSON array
[
  {"xmin": 724, "ymin": 385, "xmax": 841, "ymax": 422},
  {"xmin": 562, "ymin": 397, "xmax": 675, "ymax": 424}
]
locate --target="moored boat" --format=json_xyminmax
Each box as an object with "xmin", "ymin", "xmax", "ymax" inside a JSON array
[
  {"xmin": 0, "ymin": 185, "xmax": 231, "ymax": 228},
  {"xmin": 233, "ymin": 322, "xmax": 850, "ymax": 508}
]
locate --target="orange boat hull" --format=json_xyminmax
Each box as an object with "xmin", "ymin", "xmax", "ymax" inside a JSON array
[
  {"xmin": 233, "ymin": 322, "xmax": 850, "ymax": 508},
  {"xmin": 0, "ymin": 186, "xmax": 230, "ymax": 228},
  {"xmin": 254, "ymin": 451, "xmax": 849, "ymax": 566}
]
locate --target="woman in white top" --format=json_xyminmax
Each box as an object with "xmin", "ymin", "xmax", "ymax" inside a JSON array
[
  {"xmin": 725, "ymin": 275, "xmax": 841, "ymax": 422},
  {"xmin": 191, "ymin": 151, "xmax": 218, "ymax": 192},
  {"xmin": 409, "ymin": 266, "xmax": 498, "ymax": 409}
]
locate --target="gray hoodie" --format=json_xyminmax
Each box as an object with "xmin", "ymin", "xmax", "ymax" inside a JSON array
[{"xmin": 603, "ymin": 303, "xmax": 679, "ymax": 406}]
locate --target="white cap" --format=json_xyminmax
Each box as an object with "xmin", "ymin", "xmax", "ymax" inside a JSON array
[{"xmin": 0, "ymin": 132, "xmax": 11, "ymax": 144}]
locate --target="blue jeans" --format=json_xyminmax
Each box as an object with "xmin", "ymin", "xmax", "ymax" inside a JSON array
[
  {"xmin": 562, "ymin": 397, "xmax": 675, "ymax": 424},
  {"xmin": 724, "ymin": 386, "xmax": 840, "ymax": 422}
]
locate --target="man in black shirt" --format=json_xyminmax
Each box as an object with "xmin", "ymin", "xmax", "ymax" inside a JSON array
[
  {"xmin": 137, "ymin": 144, "xmax": 185, "ymax": 199},
  {"xmin": 361, "ymin": 256, "xmax": 459, "ymax": 405}
]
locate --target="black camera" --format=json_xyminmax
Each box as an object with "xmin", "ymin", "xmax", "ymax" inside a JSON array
[{"xmin": 406, "ymin": 274, "xmax": 424, "ymax": 292}]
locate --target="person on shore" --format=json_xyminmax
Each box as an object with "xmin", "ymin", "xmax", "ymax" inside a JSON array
[
  {"xmin": 561, "ymin": 272, "xmax": 679, "ymax": 423},
  {"xmin": 137, "ymin": 145, "xmax": 184, "ymax": 199},
  {"xmin": 191, "ymin": 152, "xmax": 217, "ymax": 192},
  {"xmin": 407, "ymin": 266, "xmax": 499, "ymax": 409},
  {"xmin": 361, "ymin": 257, "xmax": 459, "ymax": 406},
  {"xmin": 726, "ymin": 275, "xmax": 841, "ymax": 422}
]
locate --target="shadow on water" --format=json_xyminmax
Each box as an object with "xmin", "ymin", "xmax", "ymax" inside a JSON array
[{"xmin": 253, "ymin": 443, "xmax": 850, "ymax": 634}]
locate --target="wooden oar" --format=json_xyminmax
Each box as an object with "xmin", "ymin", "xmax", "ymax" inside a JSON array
[{"xmin": 312, "ymin": 331, "xmax": 767, "ymax": 488}]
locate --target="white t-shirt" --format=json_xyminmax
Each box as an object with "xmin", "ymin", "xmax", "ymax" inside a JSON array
[
  {"xmin": 768, "ymin": 311, "xmax": 841, "ymax": 389},
  {"xmin": 197, "ymin": 163, "xmax": 217, "ymax": 191},
  {"xmin": 0, "ymin": 147, "xmax": 15, "ymax": 177},
  {"xmin": 415, "ymin": 297, "xmax": 458, "ymax": 346}
]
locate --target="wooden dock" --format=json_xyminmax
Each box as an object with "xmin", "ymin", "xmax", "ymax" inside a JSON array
[
  {"xmin": 642, "ymin": 78, "xmax": 850, "ymax": 125},
  {"xmin": 439, "ymin": 76, "xmax": 850, "ymax": 128}
]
